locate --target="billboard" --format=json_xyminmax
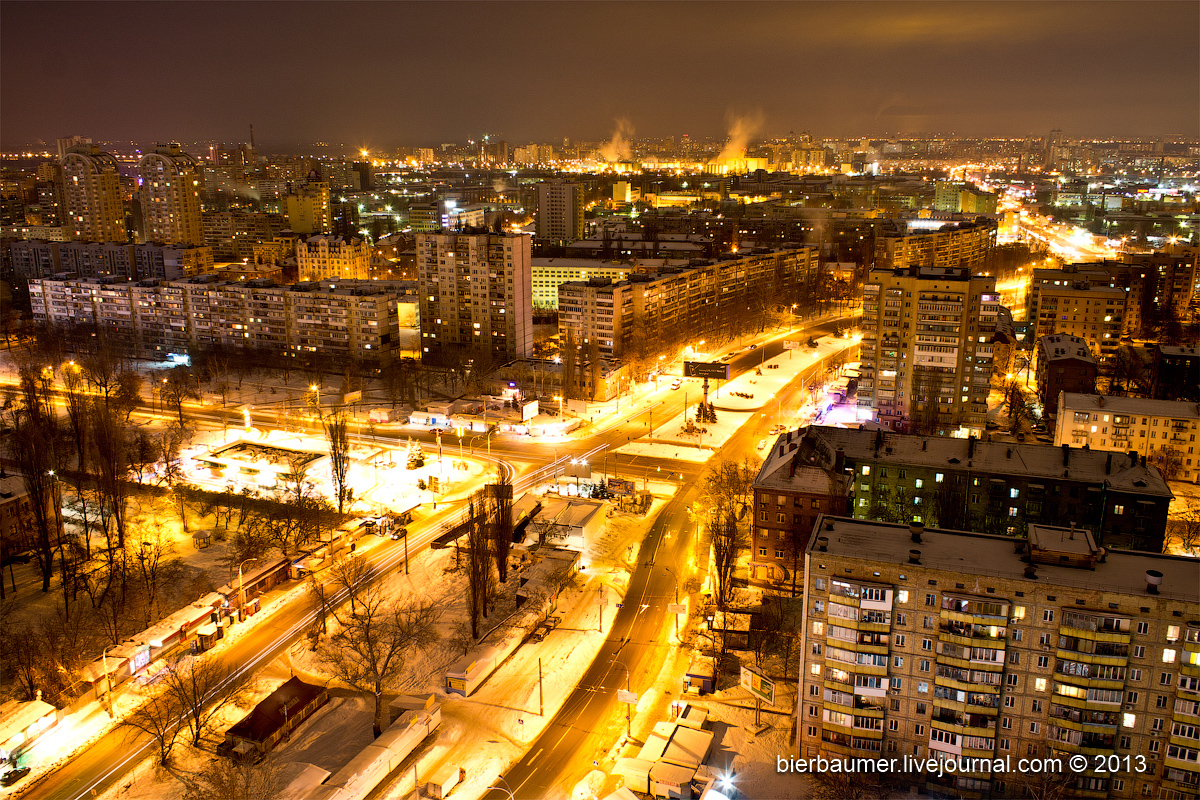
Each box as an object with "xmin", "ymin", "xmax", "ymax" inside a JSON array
[
  {"xmin": 607, "ymin": 478, "xmax": 635, "ymax": 496},
  {"xmin": 783, "ymin": 340, "xmax": 800, "ymax": 350},
  {"xmin": 683, "ymin": 361, "xmax": 730, "ymax": 380},
  {"xmin": 521, "ymin": 400, "xmax": 539, "ymax": 422},
  {"xmin": 739, "ymin": 666, "xmax": 776, "ymax": 706}
]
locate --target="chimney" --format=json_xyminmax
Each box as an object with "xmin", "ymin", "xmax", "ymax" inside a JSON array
[
  {"xmin": 787, "ymin": 430, "xmax": 793, "ymax": 443},
  {"xmin": 1062, "ymin": 443, "xmax": 1070, "ymax": 466},
  {"xmin": 1023, "ymin": 564, "xmax": 1038, "ymax": 580},
  {"xmin": 1069, "ymin": 522, "xmax": 1075, "ymax": 540},
  {"xmin": 1145, "ymin": 569, "xmax": 1163, "ymax": 595},
  {"xmin": 790, "ymin": 453, "xmax": 799, "ymax": 478},
  {"xmin": 1105, "ymin": 453, "xmax": 1112, "ymax": 474},
  {"xmin": 1098, "ymin": 395, "xmax": 1105, "ymax": 408},
  {"xmin": 834, "ymin": 448, "xmax": 845, "ymax": 474},
  {"xmin": 817, "ymin": 536, "xmax": 829, "ymax": 552},
  {"xmin": 922, "ymin": 440, "xmax": 927, "ymax": 451},
  {"xmin": 824, "ymin": 518, "xmax": 835, "ymax": 532},
  {"xmin": 1129, "ymin": 450, "xmax": 1139, "ymax": 467},
  {"xmin": 908, "ymin": 549, "xmax": 921, "ymax": 564},
  {"xmin": 1141, "ymin": 455, "xmax": 1147, "ymax": 467},
  {"xmin": 1006, "ymin": 447, "xmax": 1012, "ymax": 459},
  {"xmin": 968, "ymin": 435, "xmax": 977, "ymax": 458},
  {"xmin": 909, "ymin": 522, "xmax": 924, "ymax": 543}
]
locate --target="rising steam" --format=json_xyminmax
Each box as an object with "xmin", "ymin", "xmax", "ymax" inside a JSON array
[
  {"xmin": 599, "ymin": 118, "xmax": 634, "ymax": 162},
  {"xmin": 715, "ymin": 110, "xmax": 765, "ymax": 163}
]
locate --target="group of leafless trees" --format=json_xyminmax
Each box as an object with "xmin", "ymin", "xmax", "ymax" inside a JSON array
[
  {"xmin": 703, "ymin": 458, "xmax": 757, "ymax": 612},
  {"xmin": 123, "ymin": 654, "xmax": 239, "ymax": 765},
  {"xmin": 461, "ymin": 476, "xmax": 516, "ymax": 641}
]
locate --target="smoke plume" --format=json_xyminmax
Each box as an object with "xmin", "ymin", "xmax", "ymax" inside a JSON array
[
  {"xmin": 716, "ymin": 110, "xmax": 765, "ymax": 163},
  {"xmin": 599, "ymin": 118, "xmax": 634, "ymax": 162}
]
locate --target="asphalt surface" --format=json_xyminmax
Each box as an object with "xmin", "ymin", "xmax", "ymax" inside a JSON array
[{"xmin": 13, "ymin": 312, "xmax": 856, "ymax": 800}]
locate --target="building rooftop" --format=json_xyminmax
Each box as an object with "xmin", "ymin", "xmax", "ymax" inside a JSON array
[
  {"xmin": 1059, "ymin": 393, "xmax": 1200, "ymax": 421},
  {"xmin": 790, "ymin": 426, "xmax": 1172, "ymax": 498},
  {"xmin": 809, "ymin": 516, "xmax": 1198, "ymax": 603},
  {"xmin": 1038, "ymin": 333, "xmax": 1096, "ymax": 364},
  {"xmin": 1157, "ymin": 345, "xmax": 1199, "ymax": 358}
]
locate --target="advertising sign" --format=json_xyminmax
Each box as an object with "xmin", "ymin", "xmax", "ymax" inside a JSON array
[
  {"xmin": 783, "ymin": 340, "xmax": 801, "ymax": 350},
  {"xmin": 668, "ymin": 603, "xmax": 687, "ymax": 614},
  {"xmin": 683, "ymin": 361, "xmax": 730, "ymax": 380},
  {"xmin": 739, "ymin": 666, "xmax": 776, "ymax": 706},
  {"xmin": 617, "ymin": 689, "xmax": 639, "ymax": 705},
  {"xmin": 608, "ymin": 478, "xmax": 635, "ymax": 497},
  {"xmin": 343, "ymin": 390, "xmax": 363, "ymax": 404},
  {"xmin": 521, "ymin": 399, "xmax": 539, "ymax": 422}
]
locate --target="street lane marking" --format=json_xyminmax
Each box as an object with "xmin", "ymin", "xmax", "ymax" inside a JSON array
[{"xmin": 526, "ymin": 747, "xmax": 544, "ymax": 766}]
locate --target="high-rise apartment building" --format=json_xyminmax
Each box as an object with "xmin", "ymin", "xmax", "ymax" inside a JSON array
[
  {"xmin": 137, "ymin": 143, "xmax": 203, "ymax": 246},
  {"xmin": 9, "ymin": 240, "xmax": 212, "ymax": 281},
  {"xmin": 416, "ymin": 229, "xmax": 532, "ymax": 366},
  {"xmin": 1027, "ymin": 276, "xmax": 1126, "ymax": 362},
  {"xmin": 284, "ymin": 180, "xmax": 332, "ymax": 234},
  {"xmin": 536, "ymin": 181, "xmax": 584, "ymax": 244},
  {"xmin": 296, "ymin": 235, "xmax": 371, "ymax": 281},
  {"xmin": 859, "ymin": 265, "xmax": 1003, "ymax": 436},
  {"xmin": 60, "ymin": 145, "xmax": 127, "ymax": 243},
  {"xmin": 796, "ymin": 515, "xmax": 1199, "ymax": 800},
  {"xmin": 873, "ymin": 218, "xmax": 997, "ymax": 273}
]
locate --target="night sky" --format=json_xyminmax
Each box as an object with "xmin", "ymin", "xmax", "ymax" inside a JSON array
[{"xmin": 2, "ymin": 1, "xmax": 1196, "ymax": 150}]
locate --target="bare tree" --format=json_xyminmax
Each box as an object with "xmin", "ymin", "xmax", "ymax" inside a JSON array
[
  {"xmin": 1002, "ymin": 379, "xmax": 1034, "ymax": 435},
  {"xmin": 183, "ymin": 757, "xmax": 282, "ymax": 800},
  {"xmin": 132, "ymin": 519, "xmax": 176, "ymax": 628},
  {"xmin": 161, "ymin": 367, "xmax": 200, "ymax": 426},
  {"xmin": 90, "ymin": 400, "xmax": 131, "ymax": 550},
  {"xmin": 488, "ymin": 476, "xmax": 514, "ymax": 584},
  {"xmin": 321, "ymin": 587, "xmax": 440, "ymax": 737},
  {"xmin": 113, "ymin": 370, "xmax": 145, "ymax": 422},
  {"xmin": 465, "ymin": 491, "xmax": 494, "ymax": 638},
  {"xmin": 163, "ymin": 656, "xmax": 239, "ymax": 746},
  {"xmin": 323, "ymin": 410, "xmax": 351, "ymax": 514},
  {"xmin": 709, "ymin": 510, "xmax": 745, "ymax": 611},
  {"xmin": 8, "ymin": 400, "xmax": 62, "ymax": 592},
  {"xmin": 124, "ymin": 687, "xmax": 183, "ymax": 765},
  {"xmin": 1169, "ymin": 504, "xmax": 1200, "ymax": 556}
]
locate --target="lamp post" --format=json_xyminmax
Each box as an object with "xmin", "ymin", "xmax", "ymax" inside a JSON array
[
  {"xmin": 663, "ymin": 565, "xmax": 681, "ymax": 640},
  {"xmin": 101, "ymin": 644, "xmax": 116, "ymax": 718},
  {"xmin": 238, "ymin": 557, "xmax": 259, "ymax": 617},
  {"xmin": 610, "ymin": 659, "xmax": 633, "ymax": 739},
  {"xmin": 554, "ymin": 395, "xmax": 563, "ymax": 418}
]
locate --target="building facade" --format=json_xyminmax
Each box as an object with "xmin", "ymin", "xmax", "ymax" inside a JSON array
[
  {"xmin": 28, "ymin": 275, "xmax": 406, "ymax": 363},
  {"xmin": 1152, "ymin": 346, "xmax": 1200, "ymax": 403},
  {"xmin": 416, "ymin": 229, "xmax": 533, "ymax": 366},
  {"xmin": 783, "ymin": 425, "xmax": 1171, "ymax": 553},
  {"xmin": 137, "ymin": 143, "xmax": 203, "ymax": 246},
  {"xmin": 859, "ymin": 266, "xmax": 1003, "ymax": 436},
  {"xmin": 797, "ymin": 515, "xmax": 1200, "ymax": 800},
  {"xmin": 873, "ymin": 218, "xmax": 997, "ymax": 273},
  {"xmin": 1027, "ymin": 276, "xmax": 1126, "ymax": 362},
  {"xmin": 59, "ymin": 145, "xmax": 127, "ymax": 243},
  {"xmin": 296, "ymin": 235, "xmax": 370, "ymax": 281},
  {"xmin": 557, "ymin": 247, "xmax": 818, "ymax": 362},
  {"xmin": 535, "ymin": 181, "xmax": 585, "ymax": 244},
  {"xmin": 1054, "ymin": 394, "xmax": 1200, "ymax": 484},
  {"xmin": 1036, "ymin": 334, "xmax": 1098, "ymax": 418},
  {"xmin": 9, "ymin": 240, "xmax": 213, "ymax": 281},
  {"xmin": 284, "ymin": 180, "xmax": 332, "ymax": 234},
  {"xmin": 531, "ymin": 258, "xmax": 632, "ymax": 309}
]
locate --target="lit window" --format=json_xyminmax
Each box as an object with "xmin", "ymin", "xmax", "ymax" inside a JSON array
[{"xmin": 1164, "ymin": 649, "xmax": 1177, "ymax": 664}]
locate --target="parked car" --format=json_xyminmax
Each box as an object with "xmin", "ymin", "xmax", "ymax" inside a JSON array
[
  {"xmin": 1, "ymin": 768, "xmax": 31, "ymax": 787},
  {"xmin": 670, "ymin": 380, "xmax": 682, "ymax": 390},
  {"xmin": 748, "ymin": 344, "xmax": 758, "ymax": 350}
]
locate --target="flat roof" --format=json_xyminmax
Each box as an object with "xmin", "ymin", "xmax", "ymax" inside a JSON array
[
  {"xmin": 809, "ymin": 516, "xmax": 1198, "ymax": 603},
  {"xmin": 1060, "ymin": 393, "xmax": 1200, "ymax": 421},
  {"xmin": 796, "ymin": 426, "xmax": 1172, "ymax": 498}
]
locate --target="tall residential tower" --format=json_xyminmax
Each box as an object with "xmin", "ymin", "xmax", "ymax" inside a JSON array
[
  {"xmin": 137, "ymin": 143, "xmax": 203, "ymax": 246},
  {"xmin": 60, "ymin": 145, "xmax": 127, "ymax": 243}
]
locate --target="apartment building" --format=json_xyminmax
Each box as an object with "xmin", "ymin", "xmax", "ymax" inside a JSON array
[
  {"xmin": 873, "ymin": 218, "xmax": 997, "ymax": 273},
  {"xmin": 201, "ymin": 210, "xmax": 288, "ymax": 260},
  {"xmin": 1054, "ymin": 394, "xmax": 1200, "ymax": 484},
  {"xmin": 28, "ymin": 274, "xmax": 404, "ymax": 363},
  {"xmin": 775, "ymin": 425, "xmax": 1171, "ymax": 553},
  {"xmin": 9, "ymin": 240, "xmax": 212, "ymax": 280},
  {"xmin": 1151, "ymin": 346, "xmax": 1200, "ymax": 403},
  {"xmin": 296, "ymin": 235, "xmax": 371, "ymax": 281},
  {"xmin": 284, "ymin": 180, "xmax": 332, "ymax": 234},
  {"xmin": 535, "ymin": 181, "xmax": 585, "ymax": 244},
  {"xmin": 751, "ymin": 430, "xmax": 852, "ymax": 588},
  {"xmin": 1027, "ymin": 276, "xmax": 1126, "ymax": 362},
  {"xmin": 557, "ymin": 247, "xmax": 818, "ymax": 361},
  {"xmin": 59, "ymin": 145, "xmax": 127, "ymax": 243},
  {"xmin": 797, "ymin": 515, "xmax": 1200, "ymax": 800},
  {"xmin": 859, "ymin": 266, "xmax": 1003, "ymax": 436},
  {"xmin": 416, "ymin": 229, "xmax": 533, "ymax": 366},
  {"xmin": 530, "ymin": 258, "xmax": 633, "ymax": 309},
  {"xmin": 137, "ymin": 143, "xmax": 203, "ymax": 246},
  {"xmin": 1037, "ymin": 334, "xmax": 1098, "ymax": 418}
]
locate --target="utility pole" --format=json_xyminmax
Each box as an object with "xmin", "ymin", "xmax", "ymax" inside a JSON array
[{"xmin": 538, "ymin": 658, "xmax": 544, "ymax": 717}]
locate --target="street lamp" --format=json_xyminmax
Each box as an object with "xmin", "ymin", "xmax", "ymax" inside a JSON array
[
  {"xmin": 554, "ymin": 395, "xmax": 563, "ymax": 418},
  {"xmin": 663, "ymin": 565, "xmax": 681, "ymax": 640},
  {"xmin": 609, "ymin": 659, "xmax": 633, "ymax": 738},
  {"xmin": 101, "ymin": 644, "xmax": 116, "ymax": 718}
]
